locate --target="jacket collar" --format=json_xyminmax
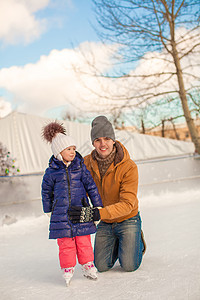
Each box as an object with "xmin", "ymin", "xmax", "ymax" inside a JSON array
[
  {"xmin": 49, "ymin": 151, "xmax": 83, "ymax": 169},
  {"xmin": 91, "ymin": 141, "xmax": 125, "ymax": 166}
]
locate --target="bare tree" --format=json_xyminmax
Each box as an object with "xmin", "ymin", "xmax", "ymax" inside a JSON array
[
  {"xmin": 89, "ymin": 0, "xmax": 200, "ymax": 153},
  {"xmin": 169, "ymin": 117, "xmax": 180, "ymax": 139}
]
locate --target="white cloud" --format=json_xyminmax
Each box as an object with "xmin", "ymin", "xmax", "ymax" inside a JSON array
[
  {"xmin": 0, "ymin": 0, "xmax": 49, "ymax": 45},
  {"xmin": 0, "ymin": 42, "xmax": 117, "ymax": 116},
  {"xmin": 0, "ymin": 28, "xmax": 199, "ymax": 119},
  {"xmin": 0, "ymin": 97, "xmax": 12, "ymax": 118},
  {"xmin": 19, "ymin": 0, "xmax": 50, "ymax": 13}
]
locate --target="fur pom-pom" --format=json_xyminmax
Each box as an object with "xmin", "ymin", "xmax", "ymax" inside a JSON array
[{"xmin": 42, "ymin": 122, "xmax": 66, "ymax": 143}]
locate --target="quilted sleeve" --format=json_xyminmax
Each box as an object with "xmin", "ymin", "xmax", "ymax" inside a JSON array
[{"xmin": 41, "ymin": 168, "xmax": 54, "ymax": 213}]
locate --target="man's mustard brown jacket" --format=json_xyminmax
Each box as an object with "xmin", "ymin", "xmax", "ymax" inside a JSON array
[{"xmin": 84, "ymin": 141, "xmax": 139, "ymax": 223}]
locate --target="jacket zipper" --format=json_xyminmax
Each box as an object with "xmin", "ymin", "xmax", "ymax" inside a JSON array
[
  {"xmin": 66, "ymin": 167, "xmax": 71, "ymax": 207},
  {"xmin": 101, "ymin": 167, "xmax": 114, "ymax": 199},
  {"xmin": 66, "ymin": 167, "xmax": 73, "ymax": 238}
]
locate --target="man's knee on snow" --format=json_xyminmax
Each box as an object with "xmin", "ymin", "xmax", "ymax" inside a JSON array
[
  {"xmin": 95, "ymin": 261, "xmax": 114, "ymax": 272},
  {"xmin": 120, "ymin": 260, "xmax": 142, "ymax": 272}
]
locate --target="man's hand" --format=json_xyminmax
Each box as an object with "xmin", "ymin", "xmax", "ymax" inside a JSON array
[{"xmin": 68, "ymin": 198, "xmax": 100, "ymax": 223}]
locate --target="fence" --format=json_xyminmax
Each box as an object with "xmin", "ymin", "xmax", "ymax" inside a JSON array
[{"xmin": 1, "ymin": 154, "xmax": 200, "ymax": 225}]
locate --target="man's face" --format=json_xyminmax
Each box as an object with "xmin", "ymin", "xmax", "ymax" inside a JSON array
[{"xmin": 93, "ymin": 137, "xmax": 115, "ymax": 158}]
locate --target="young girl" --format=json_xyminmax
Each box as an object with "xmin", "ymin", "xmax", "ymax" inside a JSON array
[{"xmin": 41, "ymin": 122, "xmax": 102, "ymax": 286}]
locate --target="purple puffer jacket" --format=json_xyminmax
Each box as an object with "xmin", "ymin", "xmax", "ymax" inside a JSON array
[{"xmin": 41, "ymin": 152, "xmax": 102, "ymax": 239}]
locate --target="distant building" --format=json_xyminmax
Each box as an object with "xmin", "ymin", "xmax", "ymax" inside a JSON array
[
  {"xmin": 117, "ymin": 116, "xmax": 200, "ymax": 142},
  {"xmin": 116, "ymin": 121, "xmax": 140, "ymax": 133},
  {"xmin": 146, "ymin": 116, "xmax": 200, "ymax": 141}
]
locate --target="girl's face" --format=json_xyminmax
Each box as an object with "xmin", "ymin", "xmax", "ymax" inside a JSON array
[
  {"xmin": 61, "ymin": 146, "xmax": 76, "ymax": 162},
  {"xmin": 93, "ymin": 137, "xmax": 115, "ymax": 158}
]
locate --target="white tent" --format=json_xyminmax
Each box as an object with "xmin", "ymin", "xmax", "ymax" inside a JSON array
[{"xmin": 0, "ymin": 111, "xmax": 195, "ymax": 175}]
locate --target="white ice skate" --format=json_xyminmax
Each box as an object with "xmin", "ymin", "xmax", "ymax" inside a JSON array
[
  {"xmin": 62, "ymin": 267, "xmax": 74, "ymax": 286},
  {"xmin": 81, "ymin": 262, "xmax": 98, "ymax": 280}
]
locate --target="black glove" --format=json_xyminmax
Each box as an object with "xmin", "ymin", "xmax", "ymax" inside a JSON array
[{"xmin": 68, "ymin": 198, "xmax": 100, "ymax": 223}]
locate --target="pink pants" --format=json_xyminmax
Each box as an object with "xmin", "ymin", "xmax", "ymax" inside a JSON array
[{"xmin": 57, "ymin": 235, "xmax": 94, "ymax": 268}]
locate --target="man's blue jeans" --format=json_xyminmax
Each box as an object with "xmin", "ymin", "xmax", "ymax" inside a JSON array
[{"xmin": 94, "ymin": 213, "xmax": 144, "ymax": 272}]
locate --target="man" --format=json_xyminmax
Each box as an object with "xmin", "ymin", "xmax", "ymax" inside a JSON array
[{"xmin": 68, "ymin": 116, "xmax": 146, "ymax": 272}]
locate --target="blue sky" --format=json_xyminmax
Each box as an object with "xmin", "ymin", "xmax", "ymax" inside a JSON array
[
  {"xmin": 1, "ymin": 1, "xmax": 98, "ymax": 68},
  {"xmin": 0, "ymin": 1, "xmax": 199, "ymax": 125}
]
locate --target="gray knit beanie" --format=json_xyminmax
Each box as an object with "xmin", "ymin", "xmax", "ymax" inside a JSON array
[{"xmin": 91, "ymin": 116, "xmax": 115, "ymax": 144}]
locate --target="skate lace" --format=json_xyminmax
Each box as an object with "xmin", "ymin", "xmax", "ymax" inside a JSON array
[
  {"xmin": 64, "ymin": 268, "xmax": 74, "ymax": 273},
  {"xmin": 63, "ymin": 267, "xmax": 74, "ymax": 280},
  {"xmin": 64, "ymin": 269, "xmax": 72, "ymax": 273},
  {"xmin": 83, "ymin": 262, "xmax": 97, "ymax": 272}
]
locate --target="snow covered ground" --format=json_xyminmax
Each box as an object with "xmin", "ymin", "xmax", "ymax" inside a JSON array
[{"xmin": 0, "ymin": 188, "xmax": 200, "ymax": 300}]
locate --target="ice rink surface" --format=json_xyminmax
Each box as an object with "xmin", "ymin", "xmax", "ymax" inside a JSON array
[{"xmin": 0, "ymin": 188, "xmax": 200, "ymax": 300}]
